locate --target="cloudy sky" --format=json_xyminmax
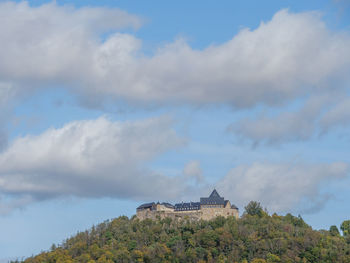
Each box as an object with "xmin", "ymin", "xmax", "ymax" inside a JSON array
[{"xmin": 1, "ymin": 0, "xmax": 350, "ymax": 260}]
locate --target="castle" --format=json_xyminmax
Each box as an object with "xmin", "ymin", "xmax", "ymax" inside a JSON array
[{"xmin": 136, "ymin": 189, "xmax": 239, "ymax": 221}]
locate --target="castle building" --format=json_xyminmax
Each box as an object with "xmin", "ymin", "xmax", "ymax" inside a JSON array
[{"xmin": 136, "ymin": 189, "xmax": 239, "ymax": 221}]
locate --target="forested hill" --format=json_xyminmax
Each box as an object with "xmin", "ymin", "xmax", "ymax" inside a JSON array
[{"xmin": 16, "ymin": 202, "xmax": 350, "ymax": 263}]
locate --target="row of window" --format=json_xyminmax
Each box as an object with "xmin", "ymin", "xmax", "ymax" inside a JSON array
[
  {"xmin": 201, "ymin": 205, "xmax": 224, "ymax": 208},
  {"xmin": 175, "ymin": 205, "xmax": 225, "ymax": 210},
  {"xmin": 175, "ymin": 207, "xmax": 199, "ymax": 211}
]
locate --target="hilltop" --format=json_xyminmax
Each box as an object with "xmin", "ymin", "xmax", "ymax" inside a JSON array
[{"xmin": 15, "ymin": 202, "xmax": 350, "ymax": 263}]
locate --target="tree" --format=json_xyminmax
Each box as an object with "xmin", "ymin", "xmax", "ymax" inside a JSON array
[
  {"xmin": 251, "ymin": 259, "xmax": 267, "ymax": 263},
  {"xmin": 244, "ymin": 201, "xmax": 264, "ymax": 217},
  {"xmin": 17, "ymin": 214, "xmax": 350, "ymax": 263},
  {"xmin": 267, "ymin": 253, "xmax": 281, "ymax": 262},
  {"xmin": 340, "ymin": 220, "xmax": 350, "ymax": 236},
  {"xmin": 50, "ymin": 243, "xmax": 57, "ymax": 251},
  {"xmin": 329, "ymin": 225, "xmax": 340, "ymax": 236}
]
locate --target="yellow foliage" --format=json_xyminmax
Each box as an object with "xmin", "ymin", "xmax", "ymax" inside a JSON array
[
  {"xmin": 132, "ymin": 249, "xmax": 144, "ymax": 262},
  {"xmin": 251, "ymin": 259, "xmax": 267, "ymax": 263}
]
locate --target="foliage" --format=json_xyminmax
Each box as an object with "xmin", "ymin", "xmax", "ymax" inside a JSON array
[
  {"xmin": 330, "ymin": 225, "xmax": 340, "ymax": 237},
  {"xmin": 341, "ymin": 220, "xmax": 350, "ymax": 236},
  {"xmin": 244, "ymin": 201, "xmax": 266, "ymax": 217},
  {"xmin": 16, "ymin": 212, "xmax": 350, "ymax": 263}
]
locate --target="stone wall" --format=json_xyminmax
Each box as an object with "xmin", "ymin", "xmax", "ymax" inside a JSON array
[
  {"xmin": 136, "ymin": 207, "xmax": 239, "ymax": 221},
  {"xmin": 155, "ymin": 204, "xmax": 174, "ymax": 212},
  {"xmin": 201, "ymin": 207, "xmax": 239, "ymax": 220},
  {"xmin": 136, "ymin": 209, "xmax": 202, "ymax": 221}
]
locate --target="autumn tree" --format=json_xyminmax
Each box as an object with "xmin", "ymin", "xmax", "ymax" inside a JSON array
[
  {"xmin": 244, "ymin": 201, "xmax": 265, "ymax": 217},
  {"xmin": 341, "ymin": 220, "xmax": 350, "ymax": 236},
  {"xmin": 329, "ymin": 225, "xmax": 340, "ymax": 236}
]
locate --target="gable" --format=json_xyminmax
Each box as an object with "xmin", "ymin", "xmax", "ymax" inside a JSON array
[{"xmin": 209, "ymin": 189, "xmax": 221, "ymax": 198}]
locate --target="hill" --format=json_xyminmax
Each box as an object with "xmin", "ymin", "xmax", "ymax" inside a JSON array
[{"xmin": 15, "ymin": 205, "xmax": 350, "ymax": 263}]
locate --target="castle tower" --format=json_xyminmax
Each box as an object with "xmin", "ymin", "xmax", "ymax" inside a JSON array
[{"xmin": 199, "ymin": 189, "xmax": 239, "ymax": 220}]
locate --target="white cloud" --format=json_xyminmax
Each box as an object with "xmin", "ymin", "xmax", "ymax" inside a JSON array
[
  {"xmin": 183, "ymin": 160, "xmax": 204, "ymax": 184},
  {"xmin": 228, "ymin": 92, "xmax": 350, "ymax": 144},
  {"xmin": 1, "ymin": 3, "xmax": 350, "ymax": 143},
  {"xmin": 217, "ymin": 161, "xmax": 349, "ymax": 213},
  {"xmin": 0, "ymin": 1, "xmax": 141, "ymax": 98},
  {"xmin": 0, "ymin": 116, "xmax": 190, "ymax": 213},
  {"xmin": 0, "ymin": 2, "xmax": 349, "ymax": 215},
  {"xmin": 0, "ymin": 194, "xmax": 34, "ymax": 216},
  {"xmin": 229, "ymin": 94, "xmax": 334, "ymax": 144},
  {"xmin": 0, "ymin": 4, "xmax": 349, "ymax": 109},
  {"xmin": 320, "ymin": 98, "xmax": 350, "ymax": 131},
  {"xmin": 231, "ymin": 112, "xmax": 317, "ymax": 145},
  {"xmin": 72, "ymin": 9, "xmax": 350, "ymax": 107}
]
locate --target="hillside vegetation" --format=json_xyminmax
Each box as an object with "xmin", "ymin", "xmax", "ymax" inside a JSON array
[{"xmin": 17, "ymin": 202, "xmax": 350, "ymax": 263}]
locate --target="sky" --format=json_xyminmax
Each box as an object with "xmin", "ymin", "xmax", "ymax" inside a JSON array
[{"xmin": 0, "ymin": 0, "xmax": 350, "ymax": 261}]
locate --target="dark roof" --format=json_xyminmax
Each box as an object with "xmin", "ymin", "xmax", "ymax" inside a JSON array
[
  {"xmin": 231, "ymin": 204, "xmax": 238, "ymax": 210},
  {"xmin": 137, "ymin": 202, "xmax": 174, "ymax": 210},
  {"xmin": 174, "ymin": 202, "xmax": 200, "ymax": 211},
  {"xmin": 200, "ymin": 189, "xmax": 225, "ymax": 205},
  {"xmin": 209, "ymin": 189, "xmax": 221, "ymax": 198},
  {"xmin": 137, "ymin": 202, "xmax": 155, "ymax": 210},
  {"xmin": 161, "ymin": 202, "xmax": 174, "ymax": 209},
  {"xmin": 137, "ymin": 189, "xmax": 238, "ymax": 211}
]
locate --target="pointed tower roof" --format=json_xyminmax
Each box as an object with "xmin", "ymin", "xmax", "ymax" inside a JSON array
[
  {"xmin": 209, "ymin": 189, "xmax": 221, "ymax": 198},
  {"xmin": 200, "ymin": 189, "xmax": 225, "ymax": 205}
]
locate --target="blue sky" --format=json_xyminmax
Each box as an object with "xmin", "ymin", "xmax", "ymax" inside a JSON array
[{"xmin": 0, "ymin": 0, "xmax": 350, "ymax": 261}]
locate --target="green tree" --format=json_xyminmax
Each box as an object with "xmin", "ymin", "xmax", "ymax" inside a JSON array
[
  {"xmin": 340, "ymin": 220, "xmax": 350, "ymax": 236},
  {"xmin": 329, "ymin": 225, "xmax": 340, "ymax": 236},
  {"xmin": 266, "ymin": 253, "xmax": 281, "ymax": 262},
  {"xmin": 17, "ymin": 213, "xmax": 350, "ymax": 263},
  {"xmin": 244, "ymin": 201, "xmax": 264, "ymax": 217}
]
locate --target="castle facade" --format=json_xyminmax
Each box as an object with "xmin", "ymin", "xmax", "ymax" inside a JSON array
[{"xmin": 136, "ymin": 190, "xmax": 239, "ymax": 221}]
